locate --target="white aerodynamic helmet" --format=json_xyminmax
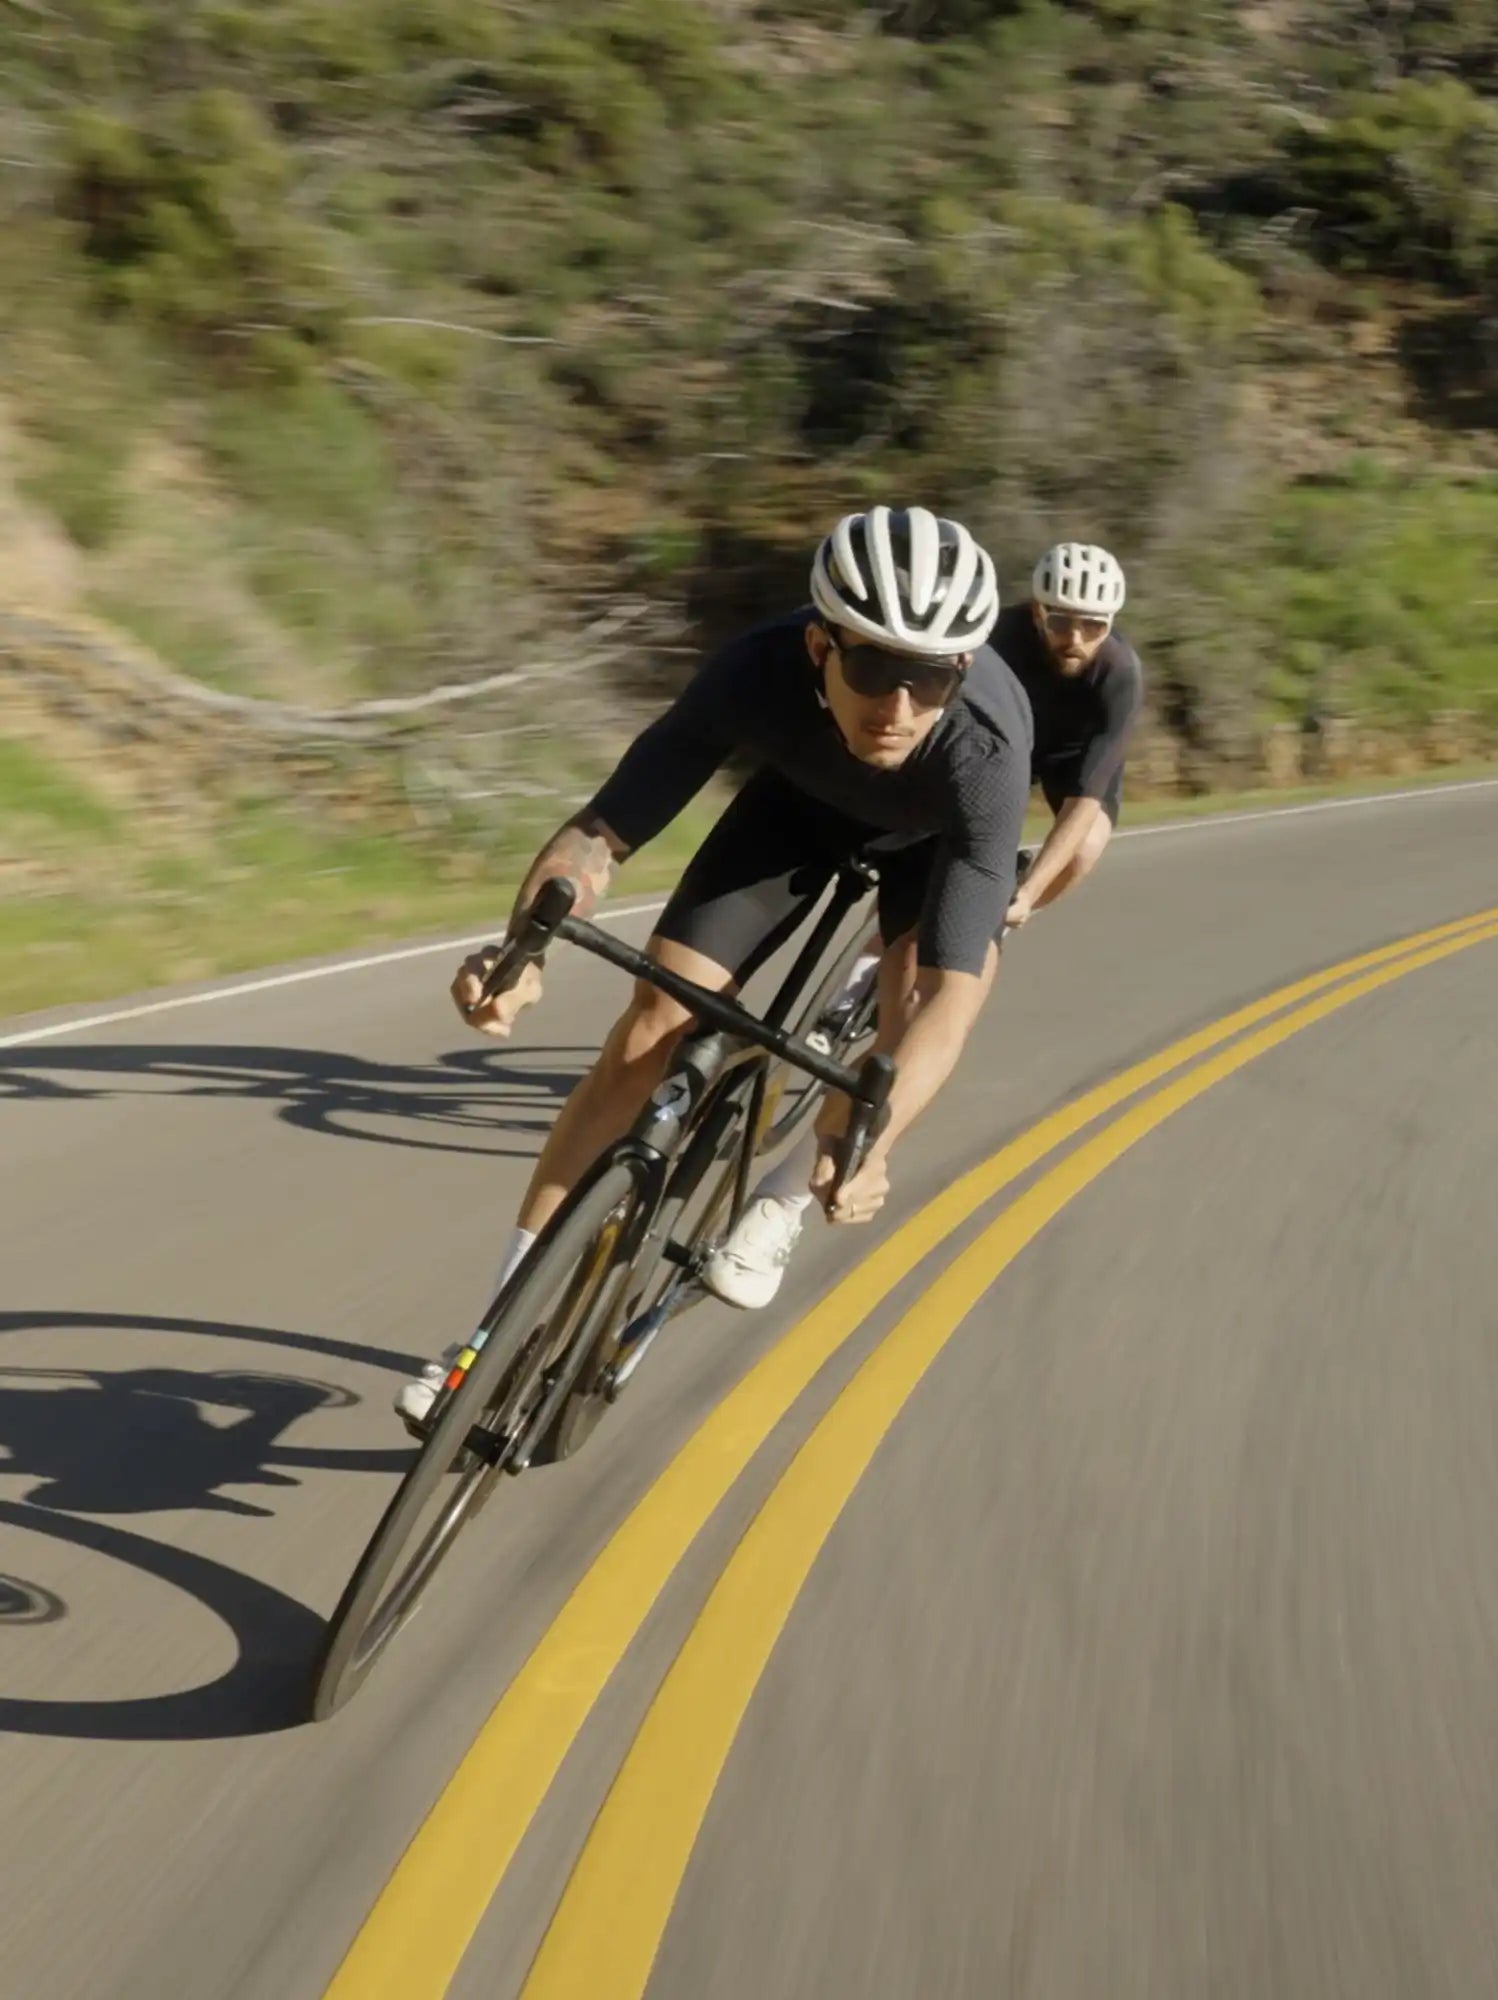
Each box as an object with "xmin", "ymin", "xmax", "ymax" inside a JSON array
[
  {"xmin": 1032, "ymin": 542, "xmax": 1126, "ymax": 618},
  {"xmin": 811, "ymin": 505, "xmax": 1000, "ymax": 657}
]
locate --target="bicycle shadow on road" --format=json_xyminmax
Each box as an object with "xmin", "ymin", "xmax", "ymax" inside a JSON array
[
  {"xmin": 0, "ymin": 1042, "xmax": 590, "ymax": 1158},
  {"xmin": 0, "ymin": 1500, "xmax": 325, "ymax": 1741},
  {"xmin": 0, "ymin": 1310, "xmax": 421, "ymax": 1739}
]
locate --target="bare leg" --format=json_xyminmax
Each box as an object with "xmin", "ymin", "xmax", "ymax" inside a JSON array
[
  {"xmin": 869, "ymin": 929, "xmax": 921, "ymax": 1051},
  {"xmin": 396, "ymin": 936, "xmax": 739, "ymax": 1419},
  {"xmin": 753, "ymin": 926, "xmax": 927, "ymax": 1207}
]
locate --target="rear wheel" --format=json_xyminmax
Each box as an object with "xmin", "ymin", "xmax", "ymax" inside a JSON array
[{"xmin": 309, "ymin": 1157, "xmax": 645, "ymax": 1719}]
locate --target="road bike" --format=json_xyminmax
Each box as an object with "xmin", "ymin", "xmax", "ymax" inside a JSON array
[{"xmin": 310, "ymin": 863, "xmax": 893, "ymax": 1718}]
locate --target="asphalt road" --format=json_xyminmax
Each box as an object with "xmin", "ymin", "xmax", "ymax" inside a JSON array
[{"xmin": 2, "ymin": 780, "xmax": 1496, "ymax": 2000}]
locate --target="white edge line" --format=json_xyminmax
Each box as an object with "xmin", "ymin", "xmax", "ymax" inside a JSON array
[
  {"xmin": 1115, "ymin": 773, "xmax": 1498, "ymax": 842},
  {"xmin": 0, "ymin": 898, "xmax": 669, "ymax": 1051},
  {"xmin": 2, "ymin": 774, "xmax": 1495, "ymax": 1052}
]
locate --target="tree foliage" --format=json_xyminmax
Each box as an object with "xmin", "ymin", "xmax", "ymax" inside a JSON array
[{"xmin": 1, "ymin": 0, "xmax": 1493, "ymax": 752}]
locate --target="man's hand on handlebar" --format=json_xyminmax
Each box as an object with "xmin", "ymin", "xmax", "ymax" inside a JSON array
[
  {"xmin": 810, "ymin": 1092, "xmax": 891, "ymax": 1225},
  {"xmin": 451, "ymin": 948, "xmax": 544, "ymax": 1038}
]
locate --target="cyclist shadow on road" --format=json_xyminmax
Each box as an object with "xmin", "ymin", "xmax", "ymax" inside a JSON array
[
  {"xmin": 0, "ymin": 1310, "xmax": 420, "ymax": 1740},
  {"xmin": 0, "ymin": 1365, "xmax": 405, "ymax": 1516},
  {"xmin": 0, "ymin": 1042, "xmax": 591, "ymax": 1158}
]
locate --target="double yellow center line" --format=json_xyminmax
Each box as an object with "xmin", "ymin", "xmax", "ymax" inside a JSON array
[{"xmin": 327, "ymin": 905, "xmax": 1498, "ymax": 1999}]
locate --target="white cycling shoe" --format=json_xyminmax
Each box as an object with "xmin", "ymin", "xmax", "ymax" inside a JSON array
[
  {"xmin": 702, "ymin": 1197, "xmax": 806, "ymax": 1310},
  {"xmin": 393, "ymin": 1343, "xmax": 465, "ymax": 1434}
]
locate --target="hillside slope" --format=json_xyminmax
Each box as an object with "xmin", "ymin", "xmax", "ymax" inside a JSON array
[{"xmin": 1, "ymin": 2, "xmax": 1495, "ymax": 1009}]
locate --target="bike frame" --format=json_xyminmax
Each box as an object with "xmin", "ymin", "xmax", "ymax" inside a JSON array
[
  {"xmin": 496, "ymin": 860, "xmax": 883, "ymax": 1408},
  {"xmin": 617, "ymin": 850, "xmax": 877, "ymax": 1211}
]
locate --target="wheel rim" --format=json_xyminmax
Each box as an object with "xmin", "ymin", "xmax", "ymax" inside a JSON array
[{"xmin": 345, "ymin": 1453, "xmax": 493, "ymax": 1675}]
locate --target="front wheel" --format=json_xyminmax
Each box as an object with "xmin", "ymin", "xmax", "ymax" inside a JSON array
[{"xmin": 309, "ymin": 1156, "xmax": 646, "ymax": 1719}]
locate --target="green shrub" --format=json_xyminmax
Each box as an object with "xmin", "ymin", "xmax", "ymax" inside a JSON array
[
  {"xmin": 62, "ymin": 92, "xmax": 343, "ymax": 346},
  {"xmin": 1285, "ymin": 80, "xmax": 1498, "ymax": 284},
  {"xmin": 2, "ymin": 0, "xmax": 1493, "ymax": 765}
]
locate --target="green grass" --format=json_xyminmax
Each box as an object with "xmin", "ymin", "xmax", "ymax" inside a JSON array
[
  {"xmin": 1262, "ymin": 471, "xmax": 1498, "ymax": 728},
  {"xmin": 0, "ymin": 781, "xmax": 730, "ymax": 1019},
  {"xmin": 89, "ymin": 583, "xmax": 271, "ymax": 694},
  {"xmin": 0, "ymin": 739, "xmax": 123, "ymax": 841},
  {"xmin": 6, "ymin": 750, "xmax": 1497, "ymax": 1022},
  {"xmin": 15, "ymin": 390, "xmax": 139, "ymax": 556}
]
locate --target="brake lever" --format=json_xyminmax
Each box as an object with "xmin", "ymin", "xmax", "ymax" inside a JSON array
[
  {"xmin": 464, "ymin": 876, "xmax": 579, "ymax": 1017},
  {"xmin": 824, "ymin": 1052, "xmax": 896, "ymax": 1217}
]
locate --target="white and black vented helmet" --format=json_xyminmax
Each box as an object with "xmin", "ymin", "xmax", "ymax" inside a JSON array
[
  {"xmin": 811, "ymin": 506, "xmax": 1000, "ymax": 657},
  {"xmin": 1032, "ymin": 542, "xmax": 1126, "ymax": 618}
]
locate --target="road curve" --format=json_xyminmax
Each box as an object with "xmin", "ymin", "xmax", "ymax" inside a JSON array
[{"xmin": 1, "ymin": 780, "xmax": 1496, "ymax": 2000}]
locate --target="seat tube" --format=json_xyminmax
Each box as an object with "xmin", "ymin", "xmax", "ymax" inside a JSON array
[{"xmin": 763, "ymin": 862, "xmax": 876, "ymax": 1031}]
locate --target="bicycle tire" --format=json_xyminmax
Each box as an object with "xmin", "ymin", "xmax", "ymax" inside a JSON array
[
  {"xmin": 309, "ymin": 1157, "xmax": 646, "ymax": 1719},
  {"xmin": 759, "ymin": 928, "xmax": 878, "ymax": 1156}
]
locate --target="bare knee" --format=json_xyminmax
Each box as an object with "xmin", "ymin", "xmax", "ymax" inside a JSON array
[
  {"xmin": 603, "ymin": 982, "xmax": 695, "ymax": 1081},
  {"xmin": 599, "ymin": 939, "xmax": 736, "ymax": 1083}
]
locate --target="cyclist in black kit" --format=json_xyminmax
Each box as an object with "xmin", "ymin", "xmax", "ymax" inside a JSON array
[
  {"xmin": 990, "ymin": 541, "xmax": 1143, "ymax": 931},
  {"xmin": 397, "ymin": 507, "xmax": 1033, "ymax": 1423},
  {"xmin": 702, "ymin": 540, "xmax": 1147, "ymax": 1311}
]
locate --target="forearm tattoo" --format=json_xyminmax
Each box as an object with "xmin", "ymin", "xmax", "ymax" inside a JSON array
[{"xmin": 511, "ymin": 812, "xmax": 629, "ymax": 930}]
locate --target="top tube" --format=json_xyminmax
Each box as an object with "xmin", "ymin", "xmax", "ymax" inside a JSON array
[
  {"xmin": 499, "ymin": 877, "xmax": 880, "ymax": 1105},
  {"xmin": 552, "ymin": 911, "xmax": 872, "ymax": 1102}
]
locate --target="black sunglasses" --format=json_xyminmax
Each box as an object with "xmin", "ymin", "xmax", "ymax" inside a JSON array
[{"xmin": 830, "ymin": 639, "xmax": 968, "ymax": 708}]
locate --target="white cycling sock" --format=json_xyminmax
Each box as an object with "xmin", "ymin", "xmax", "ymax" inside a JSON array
[
  {"xmin": 422, "ymin": 1227, "xmax": 539, "ymax": 1374},
  {"xmin": 463, "ymin": 1226, "xmax": 538, "ymax": 1357},
  {"xmin": 494, "ymin": 1225, "xmax": 539, "ymax": 1296},
  {"xmin": 753, "ymin": 1133, "xmax": 818, "ymax": 1213}
]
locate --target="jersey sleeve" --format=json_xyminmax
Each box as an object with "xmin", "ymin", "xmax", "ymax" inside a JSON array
[
  {"xmin": 584, "ymin": 640, "xmax": 748, "ymax": 852},
  {"xmin": 1075, "ymin": 645, "xmax": 1144, "ymax": 800},
  {"xmin": 916, "ymin": 730, "xmax": 1032, "ymax": 975}
]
